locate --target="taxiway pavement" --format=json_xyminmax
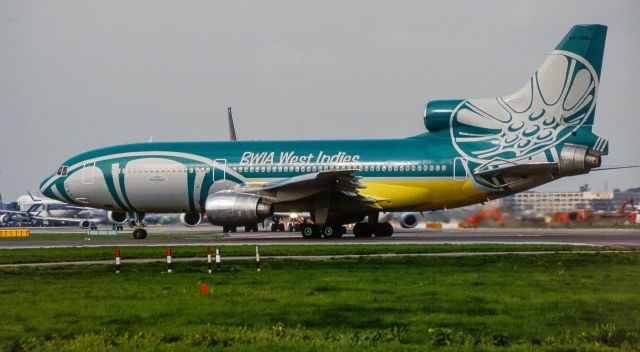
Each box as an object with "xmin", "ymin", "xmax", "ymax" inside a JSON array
[{"xmin": 1, "ymin": 227, "xmax": 639, "ymax": 248}]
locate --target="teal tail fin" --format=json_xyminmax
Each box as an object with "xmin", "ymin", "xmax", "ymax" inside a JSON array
[
  {"xmin": 440, "ymin": 24, "xmax": 609, "ymax": 164},
  {"xmin": 554, "ymin": 24, "xmax": 607, "ymax": 80}
]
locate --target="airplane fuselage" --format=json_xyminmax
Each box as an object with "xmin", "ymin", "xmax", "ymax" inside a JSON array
[{"xmin": 40, "ymin": 134, "xmax": 490, "ymax": 215}]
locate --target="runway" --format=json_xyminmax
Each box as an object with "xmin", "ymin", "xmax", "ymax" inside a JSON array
[{"xmin": 2, "ymin": 227, "xmax": 639, "ymax": 248}]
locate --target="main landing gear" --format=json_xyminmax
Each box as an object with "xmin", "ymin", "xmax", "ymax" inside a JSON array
[
  {"xmin": 300, "ymin": 224, "xmax": 347, "ymax": 239},
  {"xmin": 352, "ymin": 222, "xmax": 393, "ymax": 237},
  {"xmin": 299, "ymin": 212, "xmax": 394, "ymax": 239}
]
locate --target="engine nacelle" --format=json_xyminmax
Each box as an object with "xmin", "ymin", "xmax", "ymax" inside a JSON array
[
  {"xmin": 180, "ymin": 212, "xmax": 202, "ymax": 227},
  {"xmin": 558, "ymin": 144, "xmax": 601, "ymax": 176},
  {"xmin": 423, "ymin": 100, "xmax": 464, "ymax": 132},
  {"xmin": 398, "ymin": 212, "xmax": 420, "ymax": 229},
  {"xmin": 205, "ymin": 192, "xmax": 272, "ymax": 226},
  {"xmin": 79, "ymin": 219, "xmax": 91, "ymax": 229},
  {"xmin": 107, "ymin": 211, "xmax": 127, "ymax": 224}
]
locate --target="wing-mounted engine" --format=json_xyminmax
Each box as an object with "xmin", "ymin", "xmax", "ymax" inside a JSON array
[
  {"xmin": 398, "ymin": 212, "xmax": 420, "ymax": 229},
  {"xmin": 205, "ymin": 192, "xmax": 272, "ymax": 226},
  {"xmin": 107, "ymin": 211, "xmax": 127, "ymax": 224},
  {"xmin": 180, "ymin": 212, "xmax": 202, "ymax": 227}
]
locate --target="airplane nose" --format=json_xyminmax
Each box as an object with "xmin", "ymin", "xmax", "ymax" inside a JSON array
[{"xmin": 39, "ymin": 175, "xmax": 56, "ymax": 199}]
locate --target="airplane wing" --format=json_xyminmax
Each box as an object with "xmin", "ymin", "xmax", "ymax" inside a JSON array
[
  {"xmin": 0, "ymin": 209, "xmax": 99, "ymax": 224},
  {"xmin": 30, "ymin": 215, "xmax": 102, "ymax": 223},
  {"xmin": 0, "ymin": 209, "xmax": 30, "ymax": 215},
  {"xmin": 237, "ymin": 169, "xmax": 377, "ymax": 205}
]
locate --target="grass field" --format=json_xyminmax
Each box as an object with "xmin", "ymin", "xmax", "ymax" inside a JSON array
[
  {"xmin": 0, "ymin": 243, "xmax": 633, "ymax": 265},
  {"xmin": 1, "ymin": 252, "xmax": 639, "ymax": 351}
]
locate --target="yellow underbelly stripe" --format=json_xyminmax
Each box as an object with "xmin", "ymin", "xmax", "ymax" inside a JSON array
[{"xmin": 360, "ymin": 179, "xmax": 487, "ymax": 211}]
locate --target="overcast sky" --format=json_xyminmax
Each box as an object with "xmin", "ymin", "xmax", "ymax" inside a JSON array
[{"xmin": 1, "ymin": 0, "xmax": 638, "ymax": 201}]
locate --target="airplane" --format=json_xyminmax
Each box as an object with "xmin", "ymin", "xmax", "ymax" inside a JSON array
[
  {"xmin": 0, "ymin": 192, "xmax": 113, "ymax": 228},
  {"xmin": 40, "ymin": 25, "xmax": 611, "ymax": 240}
]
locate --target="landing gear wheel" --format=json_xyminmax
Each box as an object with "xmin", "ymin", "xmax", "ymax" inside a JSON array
[
  {"xmin": 245, "ymin": 224, "xmax": 259, "ymax": 232},
  {"xmin": 353, "ymin": 223, "xmax": 373, "ymax": 238},
  {"xmin": 288, "ymin": 223, "xmax": 294, "ymax": 232},
  {"xmin": 271, "ymin": 223, "xmax": 279, "ymax": 232},
  {"xmin": 222, "ymin": 226, "xmax": 237, "ymax": 233},
  {"xmin": 301, "ymin": 224, "xmax": 321, "ymax": 239},
  {"xmin": 375, "ymin": 222, "xmax": 394, "ymax": 237},
  {"xmin": 132, "ymin": 228, "xmax": 147, "ymax": 240},
  {"xmin": 279, "ymin": 223, "xmax": 285, "ymax": 231},
  {"xmin": 322, "ymin": 225, "xmax": 343, "ymax": 239}
]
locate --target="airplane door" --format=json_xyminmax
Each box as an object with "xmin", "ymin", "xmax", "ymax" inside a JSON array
[
  {"xmin": 453, "ymin": 157, "xmax": 469, "ymax": 181},
  {"xmin": 82, "ymin": 161, "xmax": 95, "ymax": 184},
  {"xmin": 213, "ymin": 159, "xmax": 226, "ymax": 182}
]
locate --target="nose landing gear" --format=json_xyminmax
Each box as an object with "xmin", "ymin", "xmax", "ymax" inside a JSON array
[
  {"xmin": 130, "ymin": 213, "xmax": 147, "ymax": 239},
  {"xmin": 132, "ymin": 227, "xmax": 147, "ymax": 239}
]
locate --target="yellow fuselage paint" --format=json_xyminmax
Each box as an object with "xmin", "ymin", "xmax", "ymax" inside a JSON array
[{"xmin": 360, "ymin": 178, "xmax": 488, "ymax": 211}]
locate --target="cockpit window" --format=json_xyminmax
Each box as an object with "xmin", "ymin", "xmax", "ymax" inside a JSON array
[{"xmin": 56, "ymin": 166, "xmax": 68, "ymax": 176}]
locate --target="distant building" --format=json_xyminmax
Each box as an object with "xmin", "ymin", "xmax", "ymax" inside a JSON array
[{"xmin": 501, "ymin": 191, "xmax": 614, "ymax": 216}]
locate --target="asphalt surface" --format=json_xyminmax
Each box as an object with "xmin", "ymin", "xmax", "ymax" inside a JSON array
[{"xmin": 2, "ymin": 227, "xmax": 639, "ymax": 248}]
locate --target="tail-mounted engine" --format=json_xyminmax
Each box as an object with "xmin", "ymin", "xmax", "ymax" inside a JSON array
[
  {"xmin": 205, "ymin": 192, "xmax": 272, "ymax": 226},
  {"xmin": 423, "ymin": 100, "xmax": 463, "ymax": 132},
  {"xmin": 558, "ymin": 144, "xmax": 601, "ymax": 176}
]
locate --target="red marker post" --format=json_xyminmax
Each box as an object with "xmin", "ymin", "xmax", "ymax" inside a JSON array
[
  {"xmin": 167, "ymin": 248, "xmax": 173, "ymax": 273},
  {"xmin": 115, "ymin": 249, "xmax": 121, "ymax": 274},
  {"xmin": 207, "ymin": 246, "xmax": 212, "ymax": 274}
]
